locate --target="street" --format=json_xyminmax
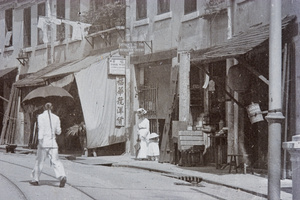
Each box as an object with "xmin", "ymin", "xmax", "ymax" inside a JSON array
[{"xmin": 0, "ymin": 151, "xmax": 267, "ymax": 200}]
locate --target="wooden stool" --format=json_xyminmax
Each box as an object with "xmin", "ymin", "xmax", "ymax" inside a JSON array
[
  {"xmin": 228, "ymin": 154, "xmax": 239, "ymax": 173},
  {"xmin": 227, "ymin": 154, "xmax": 253, "ymax": 174}
]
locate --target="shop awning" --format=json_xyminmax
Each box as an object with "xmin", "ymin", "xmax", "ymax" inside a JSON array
[
  {"xmin": 190, "ymin": 15, "xmax": 296, "ymax": 64},
  {"xmin": 14, "ymin": 61, "xmax": 75, "ymax": 87},
  {"xmin": 12, "ymin": 51, "xmax": 125, "ymax": 148},
  {"xmin": 13, "ymin": 53, "xmax": 106, "ymax": 87},
  {"xmin": 42, "ymin": 54, "xmax": 104, "ymax": 79},
  {"xmin": 0, "ymin": 67, "xmax": 18, "ymax": 79}
]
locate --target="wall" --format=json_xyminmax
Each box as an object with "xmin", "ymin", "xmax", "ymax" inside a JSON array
[{"xmin": 0, "ymin": 0, "xmax": 92, "ymax": 75}]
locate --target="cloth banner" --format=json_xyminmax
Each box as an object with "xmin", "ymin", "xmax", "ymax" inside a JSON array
[{"xmin": 74, "ymin": 58, "xmax": 126, "ymax": 148}]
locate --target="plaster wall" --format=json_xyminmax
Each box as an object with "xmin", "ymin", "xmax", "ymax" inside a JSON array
[{"xmin": 0, "ymin": 0, "xmax": 92, "ymax": 74}]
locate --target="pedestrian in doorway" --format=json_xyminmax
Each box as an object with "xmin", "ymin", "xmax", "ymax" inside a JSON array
[
  {"xmin": 30, "ymin": 102, "xmax": 67, "ymax": 187},
  {"xmin": 136, "ymin": 108, "xmax": 150, "ymax": 160},
  {"xmin": 147, "ymin": 133, "xmax": 160, "ymax": 161}
]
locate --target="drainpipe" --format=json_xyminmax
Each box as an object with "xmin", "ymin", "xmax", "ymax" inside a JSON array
[{"xmin": 265, "ymin": 0, "xmax": 285, "ymax": 200}]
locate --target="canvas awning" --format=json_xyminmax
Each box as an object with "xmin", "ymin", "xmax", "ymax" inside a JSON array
[
  {"xmin": 190, "ymin": 15, "xmax": 296, "ymax": 64},
  {"xmin": 0, "ymin": 67, "xmax": 18, "ymax": 79},
  {"xmin": 13, "ymin": 53, "xmax": 106, "ymax": 87},
  {"xmin": 14, "ymin": 61, "xmax": 75, "ymax": 87},
  {"xmin": 11, "ymin": 52, "xmax": 125, "ymax": 148}
]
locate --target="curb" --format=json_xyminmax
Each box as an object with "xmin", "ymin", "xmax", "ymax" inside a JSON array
[{"xmin": 112, "ymin": 163, "xmax": 268, "ymax": 198}]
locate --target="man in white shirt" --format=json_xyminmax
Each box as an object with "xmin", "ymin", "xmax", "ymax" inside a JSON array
[{"xmin": 30, "ymin": 102, "xmax": 67, "ymax": 187}]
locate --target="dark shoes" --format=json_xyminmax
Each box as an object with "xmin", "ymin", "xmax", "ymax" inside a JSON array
[
  {"xmin": 29, "ymin": 177, "xmax": 66, "ymax": 187},
  {"xmin": 59, "ymin": 176, "xmax": 67, "ymax": 188},
  {"xmin": 29, "ymin": 181, "xmax": 39, "ymax": 186}
]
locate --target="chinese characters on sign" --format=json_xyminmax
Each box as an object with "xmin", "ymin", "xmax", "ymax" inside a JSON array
[
  {"xmin": 116, "ymin": 76, "xmax": 126, "ymax": 127},
  {"xmin": 119, "ymin": 41, "xmax": 145, "ymax": 56},
  {"xmin": 109, "ymin": 57, "xmax": 126, "ymax": 75}
]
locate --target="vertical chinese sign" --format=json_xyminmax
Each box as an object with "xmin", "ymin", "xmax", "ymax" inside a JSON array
[
  {"xmin": 116, "ymin": 76, "xmax": 125, "ymax": 126},
  {"xmin": 109, "ymin": 57, "xmax": 126, "ymax": 127}
]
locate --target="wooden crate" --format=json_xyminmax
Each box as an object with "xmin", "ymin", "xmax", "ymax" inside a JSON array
[
  {"xmin": 178, "ymin": 131, "xmax": 205, "ymax": 166},
  {"xmin": 178, "ymin": 131, "xmax": 204, "ymax": 151}
]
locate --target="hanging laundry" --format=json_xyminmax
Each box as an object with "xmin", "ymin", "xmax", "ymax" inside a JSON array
[
  {"xmin": 5, "ymin": 31, "xmax": 12, "ymax": 46},
  {"xmin": 62, "ymin": 20, "xmax": 91, "ymax": 41},
  {"xmin": 37, "ymin": 16, "xmax": 62, "ymax": 44},
  {"xmin": 202, "ymin": 74, "xmax": 210, "ymax": 89},
  {"xmin": 37, "ymin": 17, "xmax": 50, "ymax": 43}
]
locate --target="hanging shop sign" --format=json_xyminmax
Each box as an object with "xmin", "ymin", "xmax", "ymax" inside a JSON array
[
  {"xmin": 109, "ymin": 57, "xmax": 126, "ymax": 75},
  {"xmin": 116, "ymin": 76, "xmax": 126, "ymax": 127},
  {"xmin": 119, "ymin": 41, "xmax": 145, "ymax": 56}
]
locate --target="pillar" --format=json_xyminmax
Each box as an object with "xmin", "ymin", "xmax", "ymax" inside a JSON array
[
  {"xmin": 178, "ymin": 52, "xmax": 190, "ymax": 122},
  {"xmin": 283, "ymin": 135, "xmax": 300, "ymax": 200}
]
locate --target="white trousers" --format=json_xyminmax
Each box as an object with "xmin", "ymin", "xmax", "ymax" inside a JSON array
[{"xmin": 31, "ymin": 147, "xmax": 66, "ymax": 182}]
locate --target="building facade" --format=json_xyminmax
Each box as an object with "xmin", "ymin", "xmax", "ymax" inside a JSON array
[
  {"xmin": 0, "ymin": 0, "xmax": 127, "ymax": 155},
  {"xmin": 125, "ymin": 0, "xmax": 300, "ymax": 174}
]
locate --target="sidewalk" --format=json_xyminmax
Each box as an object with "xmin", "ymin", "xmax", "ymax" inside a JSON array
[
  {"xmin": 79, "ymin": 154, "xmax": 292, "ymax": 200},
  {"xmin": 1, "ymin": 145, "xmax": 293, "ymax": 199}
]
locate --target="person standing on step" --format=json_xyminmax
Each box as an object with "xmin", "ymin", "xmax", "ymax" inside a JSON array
[
  {"xmin": 147, "ymin": 133, "xmax": 160, "ymax": 161},
  {"xmin": 30, "ymin": 102, "xmax": 67, "ymax": 187},
  {"xmin": 136, "ymin": 108, "xmax": 150, "ymax": 160}
]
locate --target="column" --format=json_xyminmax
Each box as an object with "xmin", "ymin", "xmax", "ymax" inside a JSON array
[{"xmin": 179, "ymin": 52, "xmax": 190, "ymax": 122}]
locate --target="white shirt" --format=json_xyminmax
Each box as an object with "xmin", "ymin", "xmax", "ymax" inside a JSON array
[{"xmin": 38, "ymin": 110, "xmax": 61, "ymax": 148}]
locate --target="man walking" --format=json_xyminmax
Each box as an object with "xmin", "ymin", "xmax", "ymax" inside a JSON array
[{"xmin": 30, "ymin": 102, "xmax": 67, "ymax": 187}]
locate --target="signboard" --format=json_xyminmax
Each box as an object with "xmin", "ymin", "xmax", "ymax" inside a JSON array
[
  {"xmin": 119, "ymin": 41, "xmax": 145, "ymax": 56},
  {"xmin": 115, "ymin": 76, "xmax": 126, "ymax": 127},
  {"xmin": 109, "ymin": 57, "xmax": 126, "ymax": 75}
]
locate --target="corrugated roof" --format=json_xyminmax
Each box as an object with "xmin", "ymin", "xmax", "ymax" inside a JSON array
[{"xmin": 190, "ymin": 15, "xmax": 296, "ymax": 64}]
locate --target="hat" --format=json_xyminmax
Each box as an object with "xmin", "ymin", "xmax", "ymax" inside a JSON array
[
  {"xmin": 44, "ymin": 102, "xmax": 53, "ymax": 110},
  {"xmin": 149, "ymin": 133, "xmax": 159, "ymax": 139},
  {"xmin": 137, "ymin": 108, "xmax": 147, "ymax": 115}
]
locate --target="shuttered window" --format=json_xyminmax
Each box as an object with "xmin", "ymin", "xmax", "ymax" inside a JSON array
[
  {"xmin": 24, "ymin": 7, "xmax": 31, "ymax": 47},
  {"xmin": 136, "ymin": 0, "xmax": 147, "ymax": 20},
  {"xmin": 5, "ymin": 8, "xmax": 13, "ymax": 47},
  {"xmin": 57, "ymin": 0, "xmax": 65, "ymax": 41},
  {"xmin": 157, "ymin": 0, "xmax": 170, "ymax": 15},
  {"xmin": 37, "ymin": 3, "xmax": 45, "ymax": 44}
]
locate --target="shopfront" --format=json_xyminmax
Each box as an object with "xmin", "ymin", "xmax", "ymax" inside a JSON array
[
  {"xmin": 1, "ymin": 51, "xmax": 127, "ymax": 155},
  {"xmin": 188, "ymin": 15, "xmax": 297, "ymax": 169}
]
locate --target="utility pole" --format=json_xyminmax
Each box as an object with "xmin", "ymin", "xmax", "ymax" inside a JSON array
[{"xmin": 265, "ymin": 0, "xmax": 285, "ymax": 199}]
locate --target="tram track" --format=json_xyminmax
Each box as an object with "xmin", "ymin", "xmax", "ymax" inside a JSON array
[
  {"xmin": 0, "ymin": 159, "xmax": 97, "ymax": 200},
  {"xmin": 0, "ymin": 173, "xmax": 28, "ymax": 200}
]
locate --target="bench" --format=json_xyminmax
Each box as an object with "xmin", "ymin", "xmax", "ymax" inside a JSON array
[{"xmin": 178, "ymin": 131, "xmax": 205, "ymax": 166}]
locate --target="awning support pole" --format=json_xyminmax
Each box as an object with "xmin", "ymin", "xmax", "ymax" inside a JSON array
[
  {"xmin": 0, "ymin": 95, "xmax": 9, "ymax": 103},
  {"xmin": 237, "ymin": 58, "xmax": 269, "ymax": 85}
]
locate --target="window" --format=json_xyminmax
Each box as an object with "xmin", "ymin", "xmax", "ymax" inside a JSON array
[
  {"xmin": 37, "ymin": 3, "xmax": 45, "ymax": 44},
  {"xmin": 136, "ymin": 0, "xmax": 147, "ymax": 20},
  {"xmin": 5, "ymin": 8, "xmax": 13, "ymax": 47},
  {"xmin": 24, "ymin": 7, "xmax": 31, "ymax": 47},
  {"xmin": 184, "ymin": 0, "xmax": 197, "ymax": 14},
  {"xmin": 157, "ymin": 0, "xmax": 170, "ymax": 15},
  {"xmin": 70, "ymin": 0, "xmax": 80, "ymax": 38},
  {"xmin": 57, "ymin": 0, "xmax": 65, "ymax": 41}
]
